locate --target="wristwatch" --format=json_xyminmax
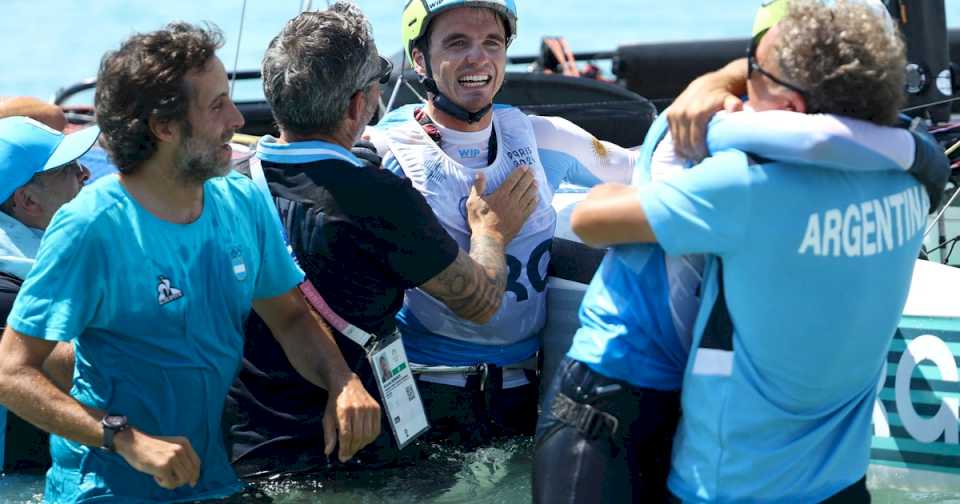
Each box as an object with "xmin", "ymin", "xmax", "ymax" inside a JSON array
[{"xmin": 101, "ymin": 414, "xmax": 128, "ymax": 451}]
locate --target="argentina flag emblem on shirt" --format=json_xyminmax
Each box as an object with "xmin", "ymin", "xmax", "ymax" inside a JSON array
[{"xmin": 230, "ymin": 247, "xmax": 247, "ymax": 281}]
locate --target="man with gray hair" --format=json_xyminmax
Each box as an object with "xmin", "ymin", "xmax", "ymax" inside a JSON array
[
  {"xmin": 227, "ymin": 2, "xmax": 537, "ymax": 475},
  {"xmin": 569, "ymin": 0, "xmax": 948, "ymax": 501}
]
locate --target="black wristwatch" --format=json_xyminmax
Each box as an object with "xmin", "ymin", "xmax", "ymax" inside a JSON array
[{"xmin": 101, "ymin": 414, "xmax": 128, "ymax": 452}]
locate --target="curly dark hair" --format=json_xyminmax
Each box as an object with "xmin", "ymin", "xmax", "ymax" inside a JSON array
[
  {"xmin": 774, "ymin": 0, "xmax": 906, "ymax": 125},
  {"xmin": 94, "ymin": 22, "xmax": 224, "ymax": 174}
]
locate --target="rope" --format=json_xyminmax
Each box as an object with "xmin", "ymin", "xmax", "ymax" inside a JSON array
[
  {"xmin": 945, "ymin": 139, "xmax": 960, "ymax": 158},
  {"xmin": 900, "ymin": 95, "xmax": 960, "ymax": 113},
  {"xmin": 404, "ymin": 79, "xmax": 428, "ymax": 104},
  {"xmin": 924, "ymin": 185, "xmax": 960, "ymax": 238},
  {"xmin": 229, "ymin": 0, "xmax": 249, "ymax": 99},
  {"xmin": 384, "ymin": 53, "xmax": 406, "ymax": 114}
]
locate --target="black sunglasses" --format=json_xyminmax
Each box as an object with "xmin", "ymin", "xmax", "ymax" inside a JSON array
[
  {"xmin": 747, "ymin": 36, "xmax": 808, "ymax": 98},
  {"xmin": 359, "ymin": 56, "xmax": 393, "ymax": 92}
]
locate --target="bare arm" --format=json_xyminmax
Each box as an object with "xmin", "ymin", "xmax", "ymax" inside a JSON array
[
  {"xmin": 0, "ymin": 97, "xmax": 67, "ymax": 131},
  {"xmin": 0, "ymin": 329, "xmax": 102, "ymax": 445},
  {"xmin": 667, "ymin": 57, "xmax": 747, "ymax": 162},
  {"xmin": 253, "ymin": 287, "xmax": 381, "ymax": 462},
  {"xmin": 43, "ymin": 341, "xmax": 75, "ymax": 393},
  {"xmin": 0, "ymin": 328, "xmax": 200, "ymax": 489},
  {"xmin": 570, "ymin": 183, "xmax": 658, "ymax": 248},
  {"xmin": 420, "ymin": 168, "xmax": 538, "ymax": 323}
]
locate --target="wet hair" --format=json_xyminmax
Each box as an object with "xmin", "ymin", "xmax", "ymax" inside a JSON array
[
  {"xmin": 261, "ymin": 2, "xmax": 379, "ymax": 137},
  {"xmin": 774, "ymin": 0, "xmax": 905, "ymax": 125},
  {"xmin": 94, "ymin": 22, "xmax": 223, "ymax": 174}
]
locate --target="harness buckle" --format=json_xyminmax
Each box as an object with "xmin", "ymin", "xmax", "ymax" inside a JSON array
[
  {"xmin": 551, "ymin": 392, "xmax": 619, "ymax": 440},
  {"xmin": 477, "ymin": 363, "xmax": 489, "ymax": 392}
]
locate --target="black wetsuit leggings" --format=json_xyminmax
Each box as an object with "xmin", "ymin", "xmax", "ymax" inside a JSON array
[{"xmin": 533, "ymin": 357, "xmax": 681, "ymax": 504}]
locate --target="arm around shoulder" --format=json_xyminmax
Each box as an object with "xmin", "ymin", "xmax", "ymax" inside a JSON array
[
  {"xmin": 908, "ymin": 129, "xmax": 950, "ymax": 211},
  {"xmin": 571, "ymin": 183, "xmax": 658, "ymax": 247}
]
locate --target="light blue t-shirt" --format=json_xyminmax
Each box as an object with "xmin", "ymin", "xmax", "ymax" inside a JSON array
[
  {"xmin": 9, "ymin": 171, "xmax": 304, "ymax": 503},
  {"xmin": 640, "ymin": 147, "xmax": 928, "ymax": 502},
  {"xmin": 566, "ymin": 110, "xmax": 923, "ymax": 392},
  {"xmin": 567, "ymin": 114, "xmax": 693, "ymax": 390}
]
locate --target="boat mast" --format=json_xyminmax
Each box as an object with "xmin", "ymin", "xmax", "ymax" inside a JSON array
[{"xmin": 229, "ymin": 0, "xmax": 249, "ymax": 99}]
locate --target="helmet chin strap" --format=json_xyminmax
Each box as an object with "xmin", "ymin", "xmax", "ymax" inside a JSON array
[{"xmin": 418, "ymin": 51, "xmax": 492, "ymax": 125}]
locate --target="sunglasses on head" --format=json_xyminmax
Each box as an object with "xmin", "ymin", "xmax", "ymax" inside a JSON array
[
  {"xmin": 358, "ymin": 56, "xmax": 393, "ymax": 92},
  {"xmin": 746, "ymin": 35, "xmax": 808, "ymax": 98}
]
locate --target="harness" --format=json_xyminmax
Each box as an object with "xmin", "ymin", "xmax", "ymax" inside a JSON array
[
  {"xmin": 410, "ymin": 354, "xmax": 539, "ymax": 391},
  {"xmin": 413, "ymin": 107, "xmax": 498, "ymax": 165}
]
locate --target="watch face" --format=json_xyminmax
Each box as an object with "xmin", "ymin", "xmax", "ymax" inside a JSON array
[{"xmin": 103, "ymin": 415, "xmax": 127, "ymax": 429}]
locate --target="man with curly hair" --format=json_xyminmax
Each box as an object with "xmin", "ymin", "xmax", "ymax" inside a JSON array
[
  {"xmin": 0, "ymin": 22, "xmax": 380, "ymax": 502},
  {"xmin": 569, "ymin": 1, "xmax": 949, "ymax": 502}
]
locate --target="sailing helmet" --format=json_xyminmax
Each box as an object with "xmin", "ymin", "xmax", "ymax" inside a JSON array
[
  {"xmin": 751, "ymin": 0, "xmax": 790, "ymax": 42},
  {"xmin": 401, "ymin": 0, "xmax": 519, "ymax": 63}
]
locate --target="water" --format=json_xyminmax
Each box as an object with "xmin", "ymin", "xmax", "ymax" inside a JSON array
[{"xmin": 3, "ymin": 1, "xmax": 960, "ymax": 502}]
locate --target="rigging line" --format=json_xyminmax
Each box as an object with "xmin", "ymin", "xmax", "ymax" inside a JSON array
[
  {"xmin": 404, "ymin": 79, "xmax": 428, "ymax": 104},
  {"xmin": 924, "ymin": 185, "xmax": 960, "ymax": 238},
  {"xmin": 230, "ymin": 0, "xmax": 249, "ymax": 99},
  {"xmin": 946, "ymin": 138, "xmax": 960, "ymax": 158},
  {"xmin": 385, "ymin": 53, "xmax": 407, "ymax": 114},
  {"xmin": 900, "ymin": 95, "xmax": 960, "ymax": 113},
  {"xmin": 924, "ymin": 234, "xmax": 960, "ymax": 255}
]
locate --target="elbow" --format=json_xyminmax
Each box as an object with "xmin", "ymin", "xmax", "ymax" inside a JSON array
[{"xmin": 570, "ymin": 204, "xmax": 607, "ymax": 248}]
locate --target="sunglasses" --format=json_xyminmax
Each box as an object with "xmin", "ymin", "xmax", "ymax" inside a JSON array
[
  {"xmin": 746, "ymin": 35, "xmax": 808, "ymax": 98},
  {"xmin": 358, "ymin": 56, "xmax": 393, "ymax": 93}
]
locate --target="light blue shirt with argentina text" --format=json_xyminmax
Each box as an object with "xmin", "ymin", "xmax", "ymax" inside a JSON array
[
  {"xmin": 566, "ymin": 110, "xmax": 924, "ymax": 394},
  {"xmin": 9, "ymin": 171, "xmax": 304, "ymax": 503},
  {"xmin": 639, "ymin": 139, "xmax": 929, "ymax": 501}
]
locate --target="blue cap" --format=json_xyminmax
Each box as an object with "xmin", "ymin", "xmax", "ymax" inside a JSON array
[{"xmin": 0, "ymin": 116, "xmax": 101, "ymax": 203}]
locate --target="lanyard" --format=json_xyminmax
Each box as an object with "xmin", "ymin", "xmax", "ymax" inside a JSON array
[{"xmin": 249, "ymin": 156, "xmax": 373, "ymax": 349}]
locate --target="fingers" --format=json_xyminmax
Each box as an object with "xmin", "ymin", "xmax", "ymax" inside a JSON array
[
  {"xmin": 182, "ymin": 440, "xmax": 201, "ymax": 487},
  {"xmin": 497, "ymin": 166, "xmax": 527, "ymax": 195},
  {"xmin": 723, "ymin": 94, "xmax": 744, "ymax": 113},
  {"xmin": 337, "ymin": 408, "xmax": 357, "ymax": 462},
  {"xmin": 367, "ymin": 403, "xmax": 382, "ymax": 441},
  {"xmin": 509, "ymin": 168, "xmax": 536, "ymax": 199},
  {"xmin": 154, "ymin": 474, "xmax": 175, "ymax": 490},
  {"xmin": 518, "ymin": 177, "xmax": 540, "ymax": 219},
  {"xmin": 322, "ymin": 405, "xmax": 338, "ymax": 457},
  {"xmin": 168, "ymin": 453, "xmax": 193, "ymax": 489},
  {"xmin": 472, "ymin": 172, "xmax": 487, "ymax": 196},
  {"xmin": 687, "ymin": 118, "xmax": 708, "ymax": 163}
]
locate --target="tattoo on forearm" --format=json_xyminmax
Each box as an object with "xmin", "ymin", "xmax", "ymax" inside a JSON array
[{"xmin": 422, "ymin": 234, "xmax": 507, "ymax": 323}]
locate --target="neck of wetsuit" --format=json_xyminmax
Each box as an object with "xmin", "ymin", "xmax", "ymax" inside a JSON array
[{"xmin": 419, "ymin": 50, "xmax": 493, "ymax": 125}]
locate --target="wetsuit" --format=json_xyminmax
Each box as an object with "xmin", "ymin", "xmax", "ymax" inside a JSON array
[
  {"xmin": 227, "ymin": 138, "xmax": 459, "ymax": 475},
  {"xmin": 533, "ymin": 111, "xmax": 948, "ymax": 503},
  {"xmin": 370, "ymin": 104, "xmax": 636, "ymax": 446},
  {"xmin": 8, "ymin": 172, "xmax": 304, "ymax": 502}
]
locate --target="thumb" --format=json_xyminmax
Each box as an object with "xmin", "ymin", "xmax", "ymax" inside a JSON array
[
  {"xmin": 472, "ymin": 172, "xmax": 486, "ymax": 196},
  {"xmin": 323, "ymin": 406, "xmax": 337, "ymax": 457},
  {"xmin": 723, "ymin": 95, "xmax": 744, "ymax": 113}
]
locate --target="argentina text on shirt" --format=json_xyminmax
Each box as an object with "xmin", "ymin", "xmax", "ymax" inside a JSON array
[{"xmin": 797, "ymin": 185, "xmax": 928, "ymax": 257}]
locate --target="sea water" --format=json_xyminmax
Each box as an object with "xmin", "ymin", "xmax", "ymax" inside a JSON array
[{"xmin": 1, "ymin": 0, "xmax": 960, "ymax": 502}]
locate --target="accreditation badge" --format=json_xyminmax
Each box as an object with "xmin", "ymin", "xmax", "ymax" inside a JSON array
[{"xmin": 368, "ymin": 331, "xmax": 429, "ymax": 448}]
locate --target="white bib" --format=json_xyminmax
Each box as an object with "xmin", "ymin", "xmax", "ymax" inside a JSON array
[{"xmin": 385, "ymin": 107, "xmax": 557, "ymax": 346}]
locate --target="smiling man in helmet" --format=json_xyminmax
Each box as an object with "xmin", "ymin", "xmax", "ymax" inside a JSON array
[{"xmin": 366, "ymin": 0, "xmax": 639, "ymax": 446}]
